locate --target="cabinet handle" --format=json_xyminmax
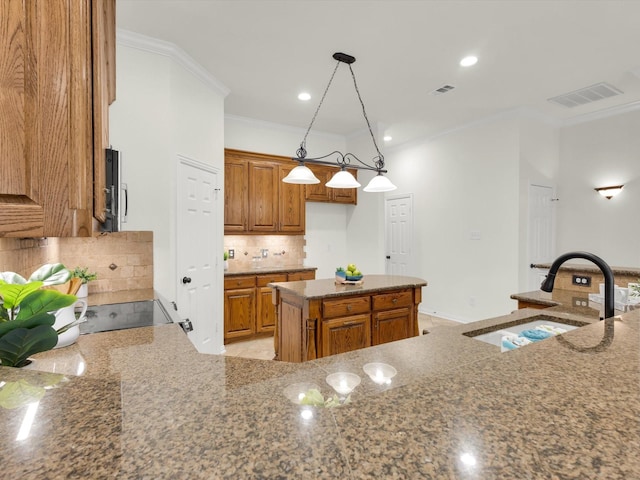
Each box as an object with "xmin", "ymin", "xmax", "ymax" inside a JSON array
[
  {"xmin": 343, "ymin": 321, "xmax": 358, "ymax": 326},
  {"xmin": 392, "ymin": 298, "xmax": 398, "ymax": 304},
  {"xmin": 347, "ymin": 305, "xmax": 352, "ymax": 311}
]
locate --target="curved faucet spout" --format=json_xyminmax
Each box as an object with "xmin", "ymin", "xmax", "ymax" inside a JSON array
[{"xmin": 540, "ymin": 251, "xmax": 615, "ymax": 319}]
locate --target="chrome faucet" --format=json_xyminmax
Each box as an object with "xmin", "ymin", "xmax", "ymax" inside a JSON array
[{"xmin": 540, "ymin": 251, "xmax": 615, "ymax": 319}]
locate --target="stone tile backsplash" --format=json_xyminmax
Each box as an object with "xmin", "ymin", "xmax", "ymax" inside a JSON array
[
  {"xmin": 0, "ymin": 232, "xmax": 153, "ymax": 294},
  {"xmin": 223, "ymin": 235, "xmax": 306, "ymax": 270}
]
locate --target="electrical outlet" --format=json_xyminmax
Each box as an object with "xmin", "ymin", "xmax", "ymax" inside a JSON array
[
  {"xmin": 228, "ymin": 249, "xmax": 235, "ymax": 259},
  {"xmin": 573, "ymin": 297, "xmax": 589, "ymax": 307},
  {"xmin": 571, "ymin": 274, "xmax": 591, "ymax": 287}
]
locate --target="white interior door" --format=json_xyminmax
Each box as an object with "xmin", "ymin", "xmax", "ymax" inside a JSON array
[
  {"xmin": 385, "ymin": 194, "xmax": 414, "ymax": 275},
  {"xmin": 177, "ymin": 156, "xmax": 221, "ymax": 354},
  {"xmin": 528, "ymin": 184, "xmax": 556, "ymax": 289}
]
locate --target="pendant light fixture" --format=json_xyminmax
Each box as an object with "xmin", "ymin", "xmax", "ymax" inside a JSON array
[{"xmin": 283, "ymin": 52, "xmax": 397, "ymax": 192}]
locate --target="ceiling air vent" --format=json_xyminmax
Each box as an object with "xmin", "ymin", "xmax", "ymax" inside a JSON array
[
  {"xmin": 548, "ymin": 82, "xmax": 623, "ymax": 108},
  {"xmin": 430, "ymin": 84, "xmax": 456, "ymax": 95}
]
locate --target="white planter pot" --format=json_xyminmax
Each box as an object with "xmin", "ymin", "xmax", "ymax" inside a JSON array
[
  {"xmin": 77, "ymin": 283, "xmax": 88, "ymax": 298},
  {"xmin": 53, "ymin": 299, "xmax": 87, "ymax": 348},
  {"xmin": 224, "ymin": 260, "xmax": 229, "ymax": 270}
]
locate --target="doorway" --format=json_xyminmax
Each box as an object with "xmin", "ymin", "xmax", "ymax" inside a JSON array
[
  {"xmin": 176, "ymin": 155, "xmax": 221, "ymax": 354},
  {"xmin": 528, "ymin": 184, "xmax": 556, "ymax": 290},
  {"xmin": 385, "ymin": 194, "xmax": 414, "ymax": 275}
]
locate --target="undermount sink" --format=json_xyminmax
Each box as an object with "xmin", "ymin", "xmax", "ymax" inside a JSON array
[{"xmin": 463, "ymin": 314, "xmax": 590, "ymax": 349}]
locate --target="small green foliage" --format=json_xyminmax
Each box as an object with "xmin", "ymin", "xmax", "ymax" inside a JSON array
[
  {"xmin": 70, "ymin": 267, "xmax": 97, "ymax": 284},
  {"xmin": 0, "ymin": 264, "xmax": 77, "ymax": 367}
]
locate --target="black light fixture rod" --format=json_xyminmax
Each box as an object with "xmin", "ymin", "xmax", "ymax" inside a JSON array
[{"xmin": 333, "ymin": 52, "xmax": 356, "ymax": 64}]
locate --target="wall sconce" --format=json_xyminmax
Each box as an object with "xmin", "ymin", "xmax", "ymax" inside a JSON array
[{"xmin": 594, "ymin": 185, "xmax": 624, "ymax": 199}]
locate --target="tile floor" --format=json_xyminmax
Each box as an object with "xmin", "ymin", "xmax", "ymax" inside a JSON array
[{"xmin": 222, "ymin": 313, "xmax": 459, "ymax": 361}]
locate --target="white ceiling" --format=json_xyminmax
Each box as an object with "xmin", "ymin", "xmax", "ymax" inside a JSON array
[{"xmin": 117, "ymin": 0, "xmax": 640, "ymax": 147}]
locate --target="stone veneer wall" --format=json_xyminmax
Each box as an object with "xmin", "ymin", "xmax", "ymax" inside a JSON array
[
  {"xmin": 223, "ymin": 235, "xmax": 305, "ymax": 270},
  {"xmin": 0, "ymin": 232, "xmax": 153, "ymax": 294}
]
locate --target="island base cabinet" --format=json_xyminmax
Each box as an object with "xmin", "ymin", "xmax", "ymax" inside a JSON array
[
  {"xmin": 273, "ymin": 282, "xmax": 424, "ymax": 362},
  {"xmin": 373, "ymin": 307, "xmax": 411, "ymax": 346},
  {"xmin": 322, "ymin": 314, "xmax": 371, "ymax": 357}
]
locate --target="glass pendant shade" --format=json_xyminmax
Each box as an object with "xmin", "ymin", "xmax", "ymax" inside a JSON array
[
  {"xmin": 283, "ymin": 164, "xmax": 320, "ymax": 184},
  {"xmin": 363, "ymin": 173, "xmax": 397, "ymax": 192},
  {"xmin": 326, "ymin": 170, "xmax": 361, "ymax": 189}
]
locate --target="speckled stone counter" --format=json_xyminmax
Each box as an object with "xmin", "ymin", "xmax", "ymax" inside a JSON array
[
  {"xmin": 269, "ymin": 274, "xmax": 427, "ymax": 299},
  {"xmin": 224, "ymin": 265, "xmax": 317, "ymax": 277},
  {"xmin": 85, "ymin": 288, "xmax": 155, "ymax": 306},
  {"xmin": 531, "ymin": 262, "xmax": 640, "ymax": 278},
  {"xmin": 2, "ymin": 304, "xmax": 639, "ymax": 478}
]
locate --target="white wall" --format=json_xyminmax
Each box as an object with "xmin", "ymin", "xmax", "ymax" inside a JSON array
[
  {"xmin": 224, "ymin": 115, "xmax": 350, "ymax": 279},
  {"xmin": 109, "ymin": 31, "xmax": 226, "ymax": 352},
  {"xmin": 556, "ymin": 108, "xmax": 640, "ymax": 267},
  {"xmin": 345, "ymin": 127, "xmax": 387, "ymax": 275},
  {"xmin": 385, "ymin": 115, "xmax": 521, "ymax": 322},
  {"xmin": 517, "ymin": 114, "xmax": 560, "ymax": 290}
]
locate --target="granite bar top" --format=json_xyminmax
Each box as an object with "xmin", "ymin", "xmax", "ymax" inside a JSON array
[
  {"xmin": 2, "ymin": 299, "xmax": 639, "ymax": 478},
  {"xmin": 511, "ymin": 289, "xmax": 634, "ymax": 317},
  {"xmin": 84, "ymin": 288, "xmax": 155, "ymax": 306},
  {"xmin": 270, "ymin": 274, "xmax": 428, "ymax": 299},
  {"xmin": 531, "ymin": 262, "xmax": 640, "ymax": 277},
  {"xmin": 224, "ymin": 265, "xmax": 317, "ymax": 277}
]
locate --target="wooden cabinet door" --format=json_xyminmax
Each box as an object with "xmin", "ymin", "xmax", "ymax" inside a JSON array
[
  {"xmin": 321, "ymin": 314, "xmax": 371, "ymax": 357},
  {"xmin": 278, "ymin": 165, "xmax": 305, "ymax": 233},
  {"xmin": 92, "ymin": 0, "xmax": 116, "ymax": 223},
  {"xmin": 287, "ymin": 270, "xmax": 316, "ymax": 281},
  {"xmin": 256, "ymin": 286, "xmax": 277, "ymax": 333},
  {"xmin": 372, "ymin": 307, "xmax": 412, "ymax": 346},
  {"xmin": 331, "ymin": 168, "xmax": 358, "ymax": 204},
  {"xmin": 224, "ymin": 157, "xmax": 248, "ymax": 232},
  {"xmin": 248, "ymin": 161, "xmax": 278, "ymax": 232},
  {"xmin": 304, "ymin": 165, "xmax": 358, "ymax": 204},
  {"xmin": 255, "ymin": 273, "xmax": 286, "ymax": 334},
  {"xmin": 224, "ymin": 287, "xmax": 255, "ymax": 340},
  {"xmin": 304, "ymin": 166, "xmax": 333, "ymax": 202},
  {"xmin": 0, "ymin": 0, "xmax": 94, "ymax": 237}
]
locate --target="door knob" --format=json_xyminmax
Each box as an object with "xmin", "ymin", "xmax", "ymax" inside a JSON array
[
  {"xmin": 385, "ymin": 256, "xmax": 391, "ymax": 259},
  {"xmin": 182, "ymin": 276, "xmax": 192, "ymax": 284}
]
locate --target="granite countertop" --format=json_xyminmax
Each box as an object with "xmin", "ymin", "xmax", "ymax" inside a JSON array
[
  {"xmin": 270, "ymin": 274, "xmax": 428, "ymax": 299},
  {"xmin": 531, "ymin": 262, "xmax": 640, "ymax": 277},
  {"xmin": 224, "ymin": 265, "xmax": 317, "ymax": 277},
  {"xmin": 84, "ymin": 288, "xmax": 155, "ymax": 307},
  {"xmin": 2, "ymin": 298, "xmax": 639, "ymax": 477},
  {"xmin": 511, "ymin": 289, "xmax": 635, "ymax": 317}
]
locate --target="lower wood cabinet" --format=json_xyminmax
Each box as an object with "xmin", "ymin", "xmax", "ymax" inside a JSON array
[
  {"xmin": 274, "ymin": 285, "xmax": 422, "ymax": 362},
  {"xmin": 223, "ymin": 287, "xmax": 255, "ymax": 340},
  {"xmin": 224, "ymin": 270, "xmax": 316, "ymax": 343},
  {"xmin": 321, "ymin": 314, "xmax": 371, "ymax": 357}
]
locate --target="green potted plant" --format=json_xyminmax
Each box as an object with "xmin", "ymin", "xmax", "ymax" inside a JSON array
[
  {"xmin": 223, "ymin": 251, "xmax": 229, "ymax": 270},
  {"xmin": 0, "ymin": 264, "xmax": 77, "ymax": 367},
  {"xmin": 71, "ymin": 266, "xmax": 98, "ymax": 298}
]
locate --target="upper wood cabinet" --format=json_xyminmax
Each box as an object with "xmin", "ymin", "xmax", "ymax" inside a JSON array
[
  {"xmin": 224, "ymin": 149, "xmax": 305, "ymax": 235},
  {"xmin": 304, "ymin": 164, "xmax": 358, "ymax": 205},
  {"xmin": 0, "ymin": 0, "xmax": 115, "ymax": 237}
]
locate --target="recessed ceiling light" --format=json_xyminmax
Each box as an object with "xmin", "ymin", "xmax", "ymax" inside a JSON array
[
  {"xmin": 460, "ymin": 56, "xmax": 478, "ymax": 67},
  {"xmin": 298, "ymin": 92, "xmax": 311, "ymax": 101},
  {"xmin": 383, "ymin": 136, "xmax": 392, "ymax": 142}
]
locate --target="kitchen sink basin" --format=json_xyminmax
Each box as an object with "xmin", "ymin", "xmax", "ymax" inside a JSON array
[
  {"xmin": 80, "ymin": 300, "xmax": 173, "ymax": 334},
  {"xmin": 463, "ymin": 314, "xmax": 590, "ymax": 348}
]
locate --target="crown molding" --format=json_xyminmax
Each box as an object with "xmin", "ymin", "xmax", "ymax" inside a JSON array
[
  {"xmin": 224, "ymin": 114, "xmax": 344, "ymax": 142},
  {"xmin": 559, "ymin": 99, "xmax": 640, "ymax": 127},
  {"xmin": 116, "ymin": 28, "xmax": 230, "ymax": 98}
]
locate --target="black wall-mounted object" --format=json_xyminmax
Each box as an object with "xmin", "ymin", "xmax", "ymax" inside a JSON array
[{"xmin": 101, "ymin": 147, "xmax": 120, "ymax": 232}]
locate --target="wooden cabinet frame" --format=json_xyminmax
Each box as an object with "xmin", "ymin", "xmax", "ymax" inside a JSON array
[
  {"xmin": 224, "ymin": 149, "xmax": 305, "ymax": 235},
  {"xmin": 274, "ymin": 286, "xmax": 422, "ymax": 362}
]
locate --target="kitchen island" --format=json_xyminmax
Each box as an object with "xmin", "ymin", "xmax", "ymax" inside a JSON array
[
  {"xmin": 269, "ymin": 275, "xmax": 427, "ymax": 362},
  {"xmin": 2, "ymin": 298, "xmax": 639, "ymax": 478}
]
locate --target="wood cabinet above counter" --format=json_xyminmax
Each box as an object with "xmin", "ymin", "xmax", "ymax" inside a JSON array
[
  {"xmin": 224, "ymin": 149, "xmax": 305, "ymax": 235},
  {"xmin": 0, "ymin": 0, "xmax": 115, "ymax": 237}
]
